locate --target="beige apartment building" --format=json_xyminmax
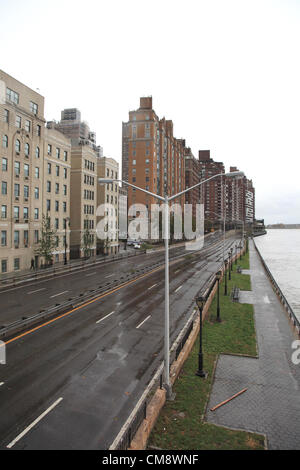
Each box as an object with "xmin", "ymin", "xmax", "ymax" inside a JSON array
[
  {"xmin": 44, "ymin": 124, "xmax": 71, "ymax": 263},
  {"xmin": 0, "ymin": 70, "xmax": 69, "ymax": 273},
  {"xmin": 96, "ymin": 156, "xmax": 119, "ymax": 255},
  {"xmin": 54, "ymin": 109, "xmax": 99, "ymax": 259}
]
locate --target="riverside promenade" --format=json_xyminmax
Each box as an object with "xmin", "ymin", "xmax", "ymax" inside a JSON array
[{"xmin": 206, "ymin": 239, "xmax": 300, "ymax": 450}]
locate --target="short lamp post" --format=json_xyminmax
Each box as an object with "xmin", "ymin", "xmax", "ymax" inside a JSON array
[
  {"xmin": 224, "ymin": 259, "xmax": 228, "ymax": 296},
  {"xmin": 195, "ymin": 295, "xmax": 207, "ymax": 378},
  {"xmin": 235, "ymin": 244, "xmax": 238, "ymax": 265},
  {"xmin": 216, "ymin": 270, "xmax": 222, "ymax": 322},
  {"xmin": 228, "ymin": 250, "xmax": 231, "ymax": 281}
]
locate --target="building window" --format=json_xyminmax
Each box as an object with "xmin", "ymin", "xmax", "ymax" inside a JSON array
[
  {"xmin": 14, "ymin": 183, "xmax": 20, "ymax": 197},
  {"xmin": 24, "ymin": 230, "xmax": 29, "ymax": 246},
  {"xmin": 23, "ymin": 207, "xmax": 29, "ymax": 220},
  {"xmin": 14, "ymin": 207, "xmax": 20, "ymax": 219},
  {"xmin": 1, "ymin": 259, "xmax": 7, "ymax": 273},
  {"xmin": 34, "ymin": 230, "xmax": 39, "ymax": 243},
  {"xmin": 64, "ymin": 168, "xmax": 67, "ymax": 179},
  {"xmin": 30, "ymin": 101, "xmax": 38, "ymax": 115},
  {"xmin": 2, "ymin": 135, "xmax": 8, "ymax": 148},
  {"xmin": 132, "ymin": 125, "xmax": 137, "ymax": 139},
  {"xmin": 1, "ymin": 231, "xmax": 7, "ymax": 246},
  {"xmin": 56, "ymin": 165, "xmax": 60, "ymax": 176},
  {"xmin": 1, "ymin": 205, "xmax": 7, "ymax": 218},
  {"xmin": 15, "ymin": 139, "xmax": 20, "ymax": 153},
  {"xmin": 47, "ymin": 163, "xmax": 51, "ymax": 174},
  {"xmin": 2, "ymin": 158, "xmax": 8, "ymax": 171},
  {"xmin": 63, "ymin": 151, "xmax": 67, "ymax": 162},
  {"xmin": 1, "ymin": 181, "xmax": 7, "ymax": 195},
  {"xmin": 24, "ymin": 185, "xmax": 29, "ymax": 198},
  {"xmin": 132, "ymin": 159, "xmax": 136, "ymax": 165},
  {"xmin": 14, "ymin": 258, "xmax": 20, "ymax": 271},
  {"xmin": 47, "ymin": 181, "xmax": 51, "ymax": 192},
  {"xmin": 36, "ymin": 146, "xmax": 40, "ymax": 158},
  {"xmin": 37, "ymin": 125, "xmax": 41, "ymax": 137},
  {"xmin": 6, "ymin": 87, "xmax": 19, "ymax": 104},
  {"xmin": 24, "ymin": 163, "xmax": 29, "ymax": 177},
  {"xmin": 55, "ymin": 201, "xmax": 59, "ymax": 211},
  {"xmin": 34, "ymin": 187, "xmax": 39, "ymax": 199},
  {"xmin": 16, "ymin": 115, "xmax": 21, "ymax": 128},
  {"xmin": 25, "ymin": 120, "xmax": 31, "ymax": 133},
  {"xmin": 4, "ymin": 109, "xmax": 9, "ymax": 123},
  {"xmin": 24, "ymin": 143, "xmax": 30, "ymax": 156},
  {"xmin": 55, "ymin": 218, "xmax": 59, "ymax": 230},
  {"xmin": 47, "ymin": 144, "xmax": 52, "ymax": 156},
  {"xmin": 46, "ymin": 199, "xmax": 51, "ymax": 211},
  {"xmin": 63, "ymin": 201, "xmax": 67, "ymax": 213},
  {"xmin": 35, "ymin": 167, "xmax": 40, "ymax": 178},
  {"xmin": 34, "ymin": 208, "xmax": 39, "ymax": 219},
  {"xmin": 63, "ymin": 184, "xmax": 67, "ymax": 196},
  {"xmin": 55, "ymin": 183, "xmax": 59, "ymax": 194},
  {"xmin": 56, "ymin": 148, "xmax": 60, "ymax": 159},
  {"xmin": 14, "ymin": 161, "xmax": 20, "ymax": 175}
]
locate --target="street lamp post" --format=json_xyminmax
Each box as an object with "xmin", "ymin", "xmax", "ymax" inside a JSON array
[
  {"xmin": 195, "ymin": 295, "xmax": 207, "ymax": 378},
  {"xmin": 216, "ymin": 271, "xmax": 222, "ymax": 322},
  {"xmin": 235, "ymin": 244, "xmax": 238, "ymax": 265},
  {"xmin": 230, "ymin": 247, "xmax": 233, "ymax": 270},
  {"xmin": 228, "ymin": 250, "xmax": 231, "ymax": 281},
  {"xmin": 98, "ymin": 170, "xmax": 244, "ymax": 398},
  {"xmin": 224, "ymin": 259, "xmax": 228, "ymax": 296}
]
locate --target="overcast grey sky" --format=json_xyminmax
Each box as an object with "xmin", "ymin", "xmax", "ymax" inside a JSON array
[{"xmin": 1, "ymin": 0, "xmax": 299, "ymax": 224}]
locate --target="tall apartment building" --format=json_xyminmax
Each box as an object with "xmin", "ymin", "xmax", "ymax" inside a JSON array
[
  {"xmin": 44, "ymin": 124, "xmax": 71, "ymax": 262},
  {"xmin": 184, "ymin": 146, "xmax": 200, "ymax": 218},
  {"xmin": 0, "ymin": 70, "xmax": 71, "ymax": 273},
  {"xmin": 54, "ymin": 109, "xmax": 99, "ymax": 258},
  {"xmin": 96, "ymin": 156, "xmax": 119, "ymax": 254},
  {"xmin": 226, "ymin": 166, "xmax": 255, "ymax": 224},
  {"xmin": 122, "ymin": 97, "xmax": 185, "ymax": 218},
  {"xmin": 198, "ymin": 150, "xmax": 225, "ymax": 222}
]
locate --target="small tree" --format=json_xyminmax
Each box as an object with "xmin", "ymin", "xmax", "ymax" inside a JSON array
[
  {"xmin": 35, "ymin": 214, "xmax": 57, "ymax": 267},
  {"xmin": 82, "ymin": 217, "xmax": 93, "ymax": 258}
]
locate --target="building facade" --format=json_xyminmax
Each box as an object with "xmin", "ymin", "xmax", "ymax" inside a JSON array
[
  {"xmin": 96, "ymin": 156, "xmax": 119, "ymax": 255},
  {"xmin": 198, "ymin": 150, "xmax": 225, "ymax": 223},
  {"xmin": 0, "ymin": 70, "xmax": 71, "ymax": 273}
]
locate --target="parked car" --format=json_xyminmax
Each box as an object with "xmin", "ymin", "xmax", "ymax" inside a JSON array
[{"xmin": 133, "ymin": 243, "xmax": 141, "ymax": 249}]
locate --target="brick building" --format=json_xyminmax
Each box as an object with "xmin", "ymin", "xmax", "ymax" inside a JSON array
[{"xmin": 198, "ymin": 150, "xmax": 225, "ymax": 223}]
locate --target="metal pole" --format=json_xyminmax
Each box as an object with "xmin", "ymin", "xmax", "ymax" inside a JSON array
[
  {"xmin": 196, "ymin": 303, "xmax": 206, "ymax": 378},
  {"xmin": 224, "ymin": 260, "xmax": 228, "ymax": 296},
  {"xmin": 217, "ymin": 277, "xmax": 221, "ymax": 322},
  {"xmin": 164, "ymin": 197, "xmax": 172, "ymax": 398}
]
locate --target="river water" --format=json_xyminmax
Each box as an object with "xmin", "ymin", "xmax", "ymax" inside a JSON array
[{"xmin": 254, "ymin": 229, "xmax": 300, "ymax": 321}]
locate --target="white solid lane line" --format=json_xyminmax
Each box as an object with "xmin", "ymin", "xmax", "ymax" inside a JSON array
[
  {"xmin": 50, "ymin": 290, "xmax": 69, "ymax": 298},
  {"xmin": 0, "ymin": 382, "xmax": 4, "ymax": 387},
  {"xmin": 148, "ymin": 284, "xmax": 157, "ymax": 290},
  {"xmin": 85, "ymin": 272, "xmax": 96, "ymax": 277},
  {"xmin": 136, "ymin": 315, "xmax": 151, "ymax": 329},
  {"xmin": 175, "ymin": 285, "xmax": 182, "ymax": 293},
  {"xmin": 105, "ymin": 274, "xmax": 114, "ymax": 278},
  {"xmin": 6, "ymin": 397, "xmax": 63, "ymax": 449},
  {"xmin": 27, "ymin": 288, "xmax": 46, "ymax": 295},
  {"xmin": 96, "ymin": 311, "xmax": 115, "ymax": 324}
]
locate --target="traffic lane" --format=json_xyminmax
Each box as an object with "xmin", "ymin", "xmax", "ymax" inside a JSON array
[
  {"xmin": 0, "ymin": 256, "xmax": 195, "ymax": 447},
  {"xmin": 0, "ymin": 249, "xmax": 219, "ymax": 449},
  {"xmin": 0, "ymin": 237, "xmax": 225, "ymax": 325},
  {"xmin": 3, "ymin": 254, "xmax": 214, "ymax": 449},
  {"xmin": 0, "ymin": 249, "xmax": 172, "ymax": 325}
]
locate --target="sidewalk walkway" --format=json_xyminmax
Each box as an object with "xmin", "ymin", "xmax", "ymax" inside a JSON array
[{"xmin": 205, "ymin": 240, "xmax": 300, "ymax": 450}]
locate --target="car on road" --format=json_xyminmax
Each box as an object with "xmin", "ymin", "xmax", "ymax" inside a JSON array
[{"xmin": 133, "ymin": 243, "xmax": 141, "ymax": 249}]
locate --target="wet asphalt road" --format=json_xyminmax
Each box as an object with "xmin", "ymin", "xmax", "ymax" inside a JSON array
[{"xmin": 0, "ymin": 235, "xmax": 239, "ymax": 449}]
